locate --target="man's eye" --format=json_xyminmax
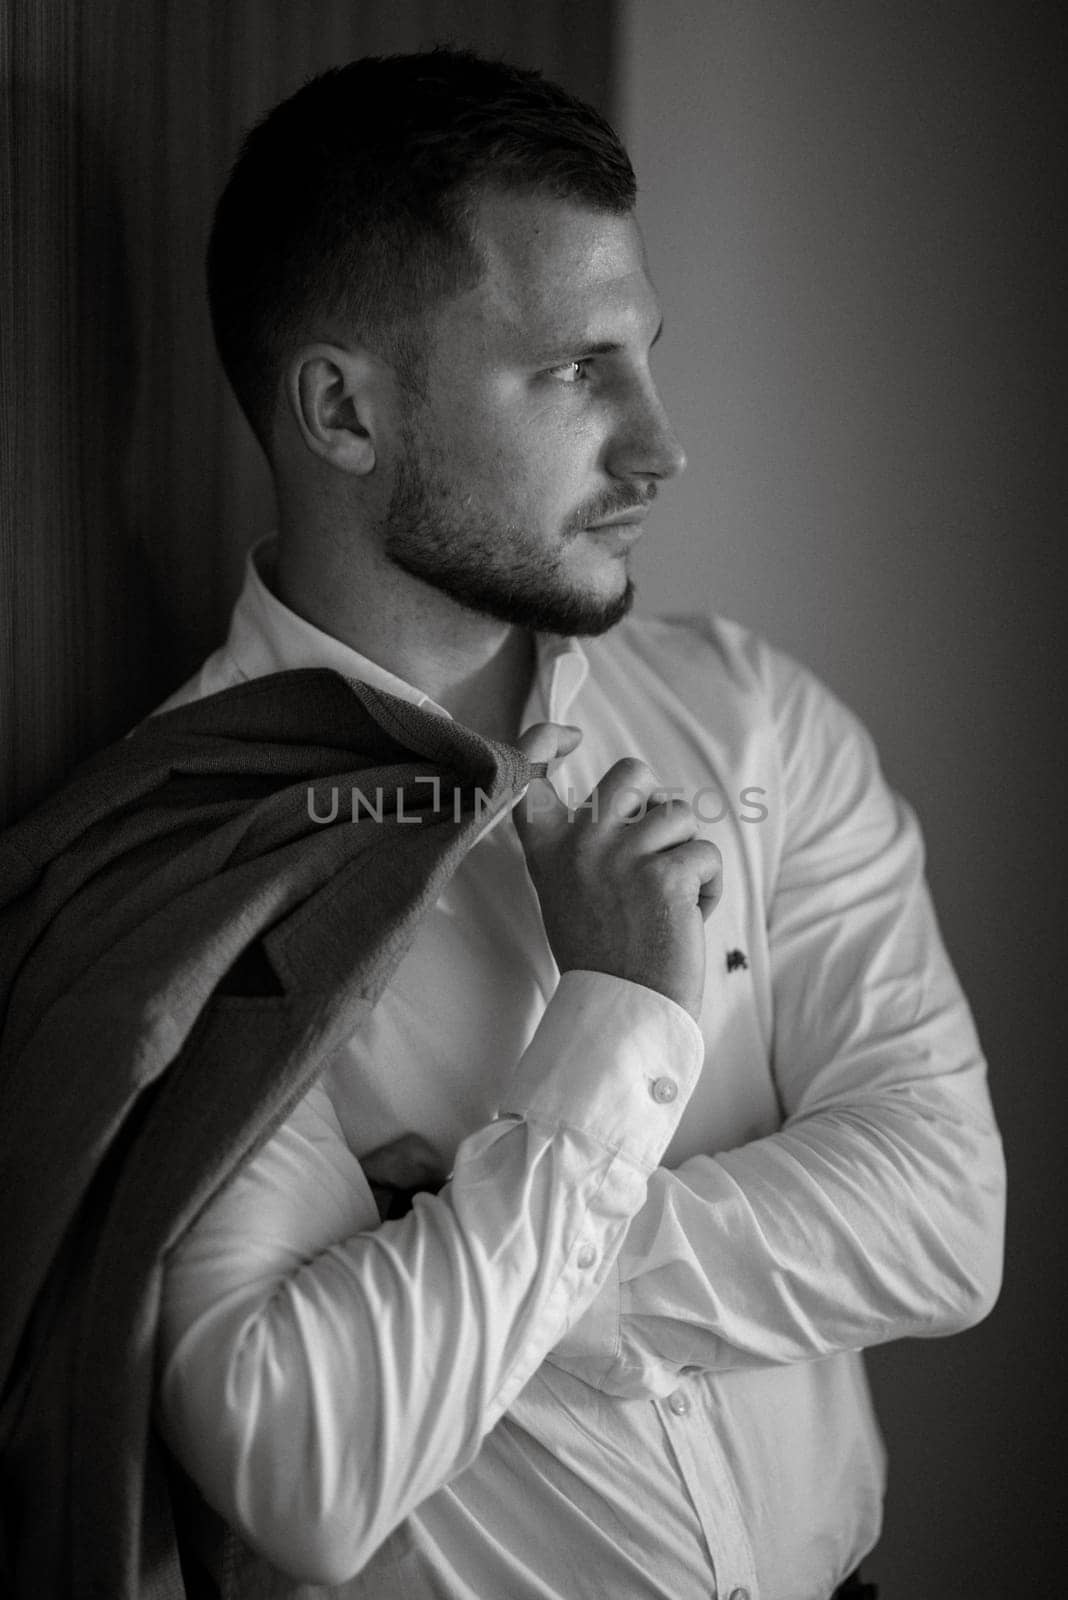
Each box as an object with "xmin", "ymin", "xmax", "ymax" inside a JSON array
[{"xmin": 547, "ymin": 359, "xmax": 591, "ymax": 384}]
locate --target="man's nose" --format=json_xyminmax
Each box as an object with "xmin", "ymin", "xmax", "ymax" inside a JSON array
[{"xmin": 606, "ymin": 380, "xmax": 687, "ymax": 483}]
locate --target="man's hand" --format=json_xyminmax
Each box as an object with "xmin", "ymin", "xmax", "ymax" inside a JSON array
[{"xmin": 514, "ymin": 724, "xmax": 723, "ymax": 1021}]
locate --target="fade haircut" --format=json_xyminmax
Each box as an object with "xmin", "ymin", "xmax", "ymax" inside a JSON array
[{"xmin": 207, "ymin": 47, "xmax": 636, "ymax": 452}]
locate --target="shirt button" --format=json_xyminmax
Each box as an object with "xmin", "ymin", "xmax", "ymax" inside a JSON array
[
  {"xmin": 728, "ymin": 1590, "xmax": 751, "ymax": 1600},
  {"xmin": 667, "ymin": 1389, "xmax": 690, "ymax": 1416},
  {"xmin": 651, "ymin": 1076, "xmax": 678, "ymax": 1104},
  {"xmin": 576, "ymin": 1244, "xmax": 597, "ymax": 1269}
]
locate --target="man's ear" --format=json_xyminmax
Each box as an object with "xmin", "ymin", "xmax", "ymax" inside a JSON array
[{"xmin": 284, "ymin": 343, "xmax": 381, "ymax": 474}]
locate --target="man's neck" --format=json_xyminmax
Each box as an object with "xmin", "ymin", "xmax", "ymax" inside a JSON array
[
  {"xmin": 272, "ymin": 535, "xmax": 538, "ymax": 745},
  {"xmin": 428, "ymin": 627, "xmax": 537, "ymax": 746}
]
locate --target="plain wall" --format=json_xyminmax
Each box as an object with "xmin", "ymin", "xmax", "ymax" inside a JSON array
[{"xmin": 619, "ymin": 2, "xmax": 1065, "ymax": 1594}]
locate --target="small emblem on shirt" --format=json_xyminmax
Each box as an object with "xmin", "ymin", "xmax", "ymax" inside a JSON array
[{"xmin": 726, "ymin": 948, "xmax": 749, "ymax": 973}]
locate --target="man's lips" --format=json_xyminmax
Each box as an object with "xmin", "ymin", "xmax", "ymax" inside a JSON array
[{"xmin": 584, "ymin": 513, "xmax": 647, "ymax": 543}]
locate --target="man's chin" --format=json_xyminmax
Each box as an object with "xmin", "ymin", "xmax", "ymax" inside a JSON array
[
  {"xmin": 385, "ymin": 542, "xmax": 635, "ymax": 636},
  {"xmin": 565, "ymin": 578, "xmax": 635, "ymax": 637},
  {"xmin": 496, "ymin": 576, "xmax": 635, "ymax": 638}
]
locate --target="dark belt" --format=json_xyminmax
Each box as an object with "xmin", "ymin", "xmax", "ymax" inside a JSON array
[{"xmin": 832, "ymin": 1572, "xmax": 878, "ymax": 1599}]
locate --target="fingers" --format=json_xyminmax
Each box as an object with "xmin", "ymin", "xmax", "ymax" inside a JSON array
[
  {"xmin": 516, "ymin": 748, "xmax": 725, "ymax": 926},
  {"xmin": 654, "ymin": 837, "xmax": 724, "ymax": 920},
  {"xmin": 594, "ymin": 758, "xmax": 662, "ymax": 818},
  {"xmin": 584, "ymin": 763, "xmax": 700, "ymax": 856},
  {"xmin": 694, "ymin": 840, "xmax": 725, "ymax": 920},
  {"xmin": 621, "ymin": 795, "xmax": 697, "ymax": 855}
]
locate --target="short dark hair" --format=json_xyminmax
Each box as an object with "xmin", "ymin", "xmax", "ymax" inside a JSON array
[{"xmin": 207, "ymin": 47, "xmax": 636, "ymax": 451}]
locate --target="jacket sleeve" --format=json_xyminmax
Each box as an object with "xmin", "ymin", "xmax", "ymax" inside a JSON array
[
  {"xmin": 155, "ymin": 972, "xmax": 702, "ymax": 1585},
  {"xmin": 549, "ymin": 656, "xmax": 1006, "ymax": 1398}
]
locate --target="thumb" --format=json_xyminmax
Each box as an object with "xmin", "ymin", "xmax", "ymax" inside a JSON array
[
  {"xmin": 517, "ymin": 721, "xmax": 583, "ymax": 769},
  {"xmin": 512, "ymin": 722, "xmax": 581, "ymax": 842}
]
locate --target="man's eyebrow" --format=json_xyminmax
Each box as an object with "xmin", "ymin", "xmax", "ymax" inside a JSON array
[{"xmin": 531, "ymin": 317, "xmax": 664, "ymax": 363}]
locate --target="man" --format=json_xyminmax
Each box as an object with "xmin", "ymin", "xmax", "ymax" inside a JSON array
[{"xmin": 151, "ymin": 48, "xmax": 1004, "ymax": 1600}]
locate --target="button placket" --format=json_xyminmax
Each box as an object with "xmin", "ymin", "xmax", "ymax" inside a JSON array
[{"xmin": 660, "ymin": 1375, "xmax": 760, "ymax": 1600}]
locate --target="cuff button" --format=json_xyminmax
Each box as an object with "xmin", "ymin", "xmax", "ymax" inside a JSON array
[
  {"xmin": 651, "ymin": 1076, "xmax": 678, "ymax": 1104},
  {"xmin": 576, "ymin": 1243, "xmax": 597, "ymax": 1269}
]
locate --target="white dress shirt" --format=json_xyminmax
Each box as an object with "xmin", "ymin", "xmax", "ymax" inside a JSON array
[{"xmin": 155, "ymin": 540, "xmax": 1005, "ymax": 1600}]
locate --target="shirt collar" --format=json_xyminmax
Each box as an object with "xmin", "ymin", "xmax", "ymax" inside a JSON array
[
  {"xmin": 224, "ymin": 537, "xmax": 589, "ymax": 727},
  {"xmin": 532, "ymin": 630, "xmax": 589, "ymax": 724}
]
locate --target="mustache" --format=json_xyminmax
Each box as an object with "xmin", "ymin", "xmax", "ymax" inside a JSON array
[{"xmin": 563, "ymin": 483, "xmax": 658, "ymax": 536}]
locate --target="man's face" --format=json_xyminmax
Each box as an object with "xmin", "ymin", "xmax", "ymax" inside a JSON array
[{"xmin": 380, "ymin": 190, "xmax": 686, "ymax": 636}]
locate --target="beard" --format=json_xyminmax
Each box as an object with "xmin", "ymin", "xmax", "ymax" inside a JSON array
[{"xmin": 380, "ymin": 423, "xmax": 640, "ymax": 637}]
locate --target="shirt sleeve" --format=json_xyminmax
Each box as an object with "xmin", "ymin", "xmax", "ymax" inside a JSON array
[
  {"xmin": 549, "ymin": 654, "xmax": 1006, "ymax": 1398},
  {"xmin": 155, "ymin": 970, "xmax": 703, "ymax": 1585}
]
